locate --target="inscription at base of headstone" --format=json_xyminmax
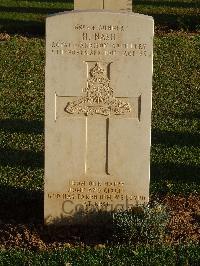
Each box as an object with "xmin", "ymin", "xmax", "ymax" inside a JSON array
[{"xmin": 45, "ymin": 2, "xmax": 154, "ymax": 224}]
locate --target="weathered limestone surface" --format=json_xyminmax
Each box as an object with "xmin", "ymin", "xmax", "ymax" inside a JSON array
[{"xmin": 45, "ymin": 10, "xmax": 154, "ymax": 223}]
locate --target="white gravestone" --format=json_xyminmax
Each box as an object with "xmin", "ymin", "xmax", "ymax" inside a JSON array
[
  {"xmin": 75, "ymin": 0, "xmax": 132, "ymax": 12},
  {"xmin": 75, "ymin": 0, "xmax": 103, "ymax": 10},
  {"xmin": 45, "ymin": 5, "xmax": 154, "ymax": 223}
]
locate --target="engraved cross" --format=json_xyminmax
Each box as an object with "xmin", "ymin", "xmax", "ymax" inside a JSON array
[{"xmin": 57, "ymin": 61, "xmax": 139, "ymax": 177}]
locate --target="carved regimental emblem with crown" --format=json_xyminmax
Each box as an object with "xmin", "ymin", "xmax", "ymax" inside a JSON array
[{"xmin": 65, "ymin": 63, "xmax": 131, "ymax": 116}]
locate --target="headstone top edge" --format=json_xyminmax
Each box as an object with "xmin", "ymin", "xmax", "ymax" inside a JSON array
[{"xmin": 46, "ymin": 10, "xmax": 154, "ymax": 21}]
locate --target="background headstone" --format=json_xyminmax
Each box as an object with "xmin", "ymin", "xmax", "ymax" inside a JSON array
[
  {"xmin": 45, "ymin": 2, "xmax": 154, "ymax": 223},
  {"xmin": 75, "ymin": 0, "xmax": 103, "ymax": 10},
  {"xmin": 104, "ymin": 0, "xmax": 132, "ymax": 11},
  {"xmin": 75, "ymin": 0, "xmax": 132, "ymax": 12}
]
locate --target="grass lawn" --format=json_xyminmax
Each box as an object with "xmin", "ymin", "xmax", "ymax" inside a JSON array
[
  {"xmin": 0, "ymin": 0, "xmax": 199, "ymax": 35},
  {"xmin": 1, "ymin": 35, "xmax": 199, "ymax": 197},
  {"xmin": 0, "ymin": 244, "xmax": 200, "ymax": 265},
  {"xmin": 0, "ymin": 0, "xmax": 200, "ymax": 264}
]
